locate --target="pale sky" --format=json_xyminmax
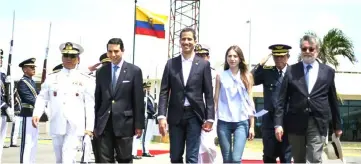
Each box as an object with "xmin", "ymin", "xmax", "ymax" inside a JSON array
[{"xmin": 0, "ymin": 0, "xmax": 360, "ymax": 80}]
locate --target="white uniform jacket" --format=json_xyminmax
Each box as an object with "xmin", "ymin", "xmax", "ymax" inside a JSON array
[{"xmin": 33, "ymin": 68, "xmax": 95, "ymax": 136}]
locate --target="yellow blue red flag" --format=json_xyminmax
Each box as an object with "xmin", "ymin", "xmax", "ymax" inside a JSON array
[{"xmin": 135, "ymin": 6, "xmax": 168, "ymax": 39}]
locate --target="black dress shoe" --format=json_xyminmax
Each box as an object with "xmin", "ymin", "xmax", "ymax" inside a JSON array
[
  {"xmin": 10, "ymin": 144, "xmax": 20, "ymax": 147},
  {"xmin": 132, "ymin": 155, "xmax": 142, "ymax": 159},
  {"xmin": 3, "ymin": 145, "xmax": 9, "ymax": 148},
  {"xmin": 142, "ymin": 153, "xmax": 155, "ymax": 157}
]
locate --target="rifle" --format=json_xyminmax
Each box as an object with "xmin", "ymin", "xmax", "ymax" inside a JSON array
[
  {"xmin": 40, "ymin": 22, "xmax": 52, "ymax": 122},
  {"xmin": 4, "ymin": 11, "xmax": 16, "ymax": 122},
  {"xmin": 41, "ymin": 22, "xmax": 52, "ymax": 84}
]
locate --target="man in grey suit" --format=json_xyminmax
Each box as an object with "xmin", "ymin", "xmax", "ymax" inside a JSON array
[
  {"xmin": 157, "ymin": 28, "xmax": 215, "ymax": 163},
  {"xmin": 274, "ymin": 35, "xmax": 342, "ymax": 163}
]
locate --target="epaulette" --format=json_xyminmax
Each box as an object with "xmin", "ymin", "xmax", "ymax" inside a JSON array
[
  {"xmin": 263, "ymin": 65, "xmax": 274, "ymax": 69},
  {"xmin": 48, "ymin": 70, "xmax": 61, "ymax": 75},
  {"xmin": 80, "ymin": 72, "xmax": 94, "ymax": 78}
]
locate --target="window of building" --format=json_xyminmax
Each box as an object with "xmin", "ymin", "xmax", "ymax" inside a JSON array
[
  {"xmin": 338, "ymin": 101, "xmax": 361, "ymax": 141},
  {"xmin": 349, "ymin": 100, "xmax": 361, "ymax": 106},
  {"xmin": 254, "ymin": 98, "xmax": 264, "ymax": 138}
]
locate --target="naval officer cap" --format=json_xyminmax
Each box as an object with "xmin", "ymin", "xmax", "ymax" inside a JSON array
[
  {"xmin": 268, "ymin": 44, "xmax": 292, "ymax": 56},
  {"xmin": 99, "ymin": 53, "xmax": 111, "ymax": 64},
  {"xmin": 59, "ymin": 42, "xmax": 84, "ymax": 55},
  {"xmin": 19, "ymin": 58, "xmax": 36, "ymax": 67},
  {"xmin": 143, "ymin": 81, "xmax": 151, "ymax": 88},
  {"xmin": 52, "ymin": 64, "xmax": 63, "ymax": 72},
  {"xmin": 195, "ymin": 44, "xmax": 210, "ymax": 55}
]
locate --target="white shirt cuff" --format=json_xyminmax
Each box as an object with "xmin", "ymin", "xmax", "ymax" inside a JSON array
[{"xmin": 157, "ymin": 115, "xmax": 166, "ymax": 120}]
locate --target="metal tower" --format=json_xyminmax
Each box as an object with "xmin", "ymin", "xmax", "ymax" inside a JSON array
[{"xmin": 168, "ymin": 0, "xmax": 200, "ymax": 59}]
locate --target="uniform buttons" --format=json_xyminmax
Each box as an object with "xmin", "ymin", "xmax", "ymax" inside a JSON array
[
  {"xmin": 108, "ymin": 110, "xmax": 111, "ymax": 114},
  {"xmin": 307, "ymin": 97, "xmax": 310, "ymax": 100},
  {"xmin": 112, "ymin": 100, "xmax": 115, "ymax": 104},
  {"xmin": 63, "ymin": 102, "xmax": 65, "ymax": 105}
]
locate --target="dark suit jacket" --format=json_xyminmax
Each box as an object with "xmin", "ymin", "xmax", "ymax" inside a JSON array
[
  {"xmin": 274, "ymin": 61, "xmax": 341, "ymax": 136},
  {"xmin": 94, "ymin": 61, "xmax": 145, "ymax": 137},
  {"xmin": 158, "ymin": 55, "xmax": 215, "ymax": 125},
  {"xmin": 252, "ymin": 64, "xmax": 289, "ymax": 113}
]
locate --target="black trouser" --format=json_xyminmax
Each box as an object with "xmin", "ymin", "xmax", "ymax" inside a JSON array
[
  {"xmin": 96, "ymin": 118, "xmax": 134, "ymax": 163},
  {"xmin": 262, "ymin": 112, "xmax": 292, "ymax": 163}
]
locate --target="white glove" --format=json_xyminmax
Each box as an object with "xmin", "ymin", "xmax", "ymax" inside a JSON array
[
  {"xmin": 5, "ymin": 75, "xmax": 12, "ymax": 83},
  {"xmin": 5, "ymin": 107, "xmax": 15, "ymax": 122}
]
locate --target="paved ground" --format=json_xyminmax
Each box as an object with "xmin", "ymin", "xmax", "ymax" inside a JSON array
[
  {"xmin": 3, "ymin": 123, "xmax": 361, "ymax": 163},
  {"xmin": 2, "ymin": 139, "xmax": 360, "ymax": 163}
]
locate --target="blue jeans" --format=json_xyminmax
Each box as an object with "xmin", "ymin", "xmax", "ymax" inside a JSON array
[{"xmin": 217, "ymin": 119, "xmax": 249, "ymax": 163}]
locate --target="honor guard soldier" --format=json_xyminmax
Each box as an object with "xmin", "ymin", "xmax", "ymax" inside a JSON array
[
  {"xmin": 17, "ymin": 57, "xmax": 39, "ymax": 164},
  {"xmin": 32, "ymin": 42, "xmax": 95, "ymax": 163},
  {"xmin": 1, "ymin": 49, "xmax": 21, "ymax": 150},
  {"xmin": 251, "ymin": 44, "xmax": 292, "ymax": 163},
  {"xmin": 131, "ymin": 81, "xmax": 156, "ymax": 159},
  {"xmin": 141, "ymin": 81, "xmax": 156, "ymax": 157},
  {"xmin": 0, "ymin": 49, "xmax": 13, "ymax": 159}
]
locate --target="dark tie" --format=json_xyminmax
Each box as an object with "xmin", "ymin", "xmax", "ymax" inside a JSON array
[
  {"xmin": 112, "ymin": 65, "xmax": 119, "ymax": 90},
  {"xmin": 278, "ymin": 70, "xmax": 283, "ymax": 78},
  {"xmin": 305, "ymin": 65, "xmax": 312, "ymax": 90},
  {"xmin": 272, "ymin": 70, "xmax": 284, "ymax": 110}
]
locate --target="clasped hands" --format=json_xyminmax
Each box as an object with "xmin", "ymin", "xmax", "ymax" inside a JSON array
[{"xmin": 202, "ymin": 121, "xmax": 213, "ymax": 132}]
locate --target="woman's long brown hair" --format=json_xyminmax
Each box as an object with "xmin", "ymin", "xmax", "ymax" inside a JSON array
[{"xmin": 224, "ymin": 45, "xmax": 254, "ymax": 94}]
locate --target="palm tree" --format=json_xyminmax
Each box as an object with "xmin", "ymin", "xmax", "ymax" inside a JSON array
[{"xmin": 298, "ymin": 28, "xmax": 357, "ymax": 69}]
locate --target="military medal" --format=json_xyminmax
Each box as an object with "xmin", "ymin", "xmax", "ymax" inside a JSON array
[{"xmin": 53, "ymin": 91, "xmax": 57, "ymax": 96}]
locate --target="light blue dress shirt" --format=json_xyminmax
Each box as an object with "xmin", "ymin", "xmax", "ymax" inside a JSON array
[{"xmin": 217, "ymin": 69, "xmax": 255, "ymax": 122}]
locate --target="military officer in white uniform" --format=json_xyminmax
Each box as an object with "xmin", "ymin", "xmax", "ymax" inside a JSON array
[{"xmin": 32, "ymin": 42, "xmax": 95, "ymax": 163}]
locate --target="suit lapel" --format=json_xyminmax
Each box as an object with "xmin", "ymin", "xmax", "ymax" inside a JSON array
[
  {"xmin": 296, "ymin": 62, "xmax": 309, "ymax": 96},
  {"xmin": 310, "ymin": 62, "xmax": 324, "ymax": 94},
  {"xmin": 175, "ymin": 56, "xmax": 185, "ymax": 87},
  {"xmin": 186, "ymin": 56, "xmax": 200, "ymax": 87},
  {"xmin": 114, "ymin": 62, "xmax": 128, "ymax": 94}
]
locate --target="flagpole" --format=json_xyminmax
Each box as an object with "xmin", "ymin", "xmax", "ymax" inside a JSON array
[
  {"xmin": 246, "ymin": 19, "xmax": 252, "ymax": 70},
  {"xmin": 132, "ymin": 0, "xmax": 137, "ymax": 64}
]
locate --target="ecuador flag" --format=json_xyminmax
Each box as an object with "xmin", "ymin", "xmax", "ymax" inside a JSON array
[{"xmin": 135, "ymin": 6, "xmax": 168, "ymax": 39}]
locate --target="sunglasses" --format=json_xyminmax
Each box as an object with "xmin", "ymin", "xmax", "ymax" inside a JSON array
[
  {"xmin": 62, "ymin": 53, "xmax": 78, "ymax": 58},
  {"xmin": 301, "ymin": 47, "xmax": 315, "ymax": 52}
]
